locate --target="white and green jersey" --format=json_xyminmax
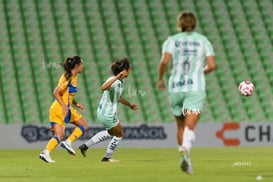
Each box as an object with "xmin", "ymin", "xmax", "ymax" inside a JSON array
[
  {"xmin": 162, "ymin": 32, "xmax": 215, "ymax": 92},
  {"xmin": 97, "ymin": 76, "xmax": 123, "ymax": 118}
]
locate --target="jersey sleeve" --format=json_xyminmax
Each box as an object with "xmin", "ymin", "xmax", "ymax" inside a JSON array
[
  {"xmin": 57, "ymin": 74, "xmax": 69, "ymax": 90},
  {"xmin": 204, "ymin": 38, "xmax": 215, "ymax": 56},
  {"xmin": 162, "ymin": 37, "xmax": 175, "ymax": 55},
  {"xmin": 111, "ymin": 80, "xmax": 123, "ymax": 99}
]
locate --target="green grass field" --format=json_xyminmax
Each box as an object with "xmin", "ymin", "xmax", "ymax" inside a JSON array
[{"xmin": 0, "ymin": 147, "xmax": 272, "ymax": 182}]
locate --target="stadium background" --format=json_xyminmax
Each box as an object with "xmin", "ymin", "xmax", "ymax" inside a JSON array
[{"xmin": 0, "ymin": 0, "xmax": 273, "ymax": 147}]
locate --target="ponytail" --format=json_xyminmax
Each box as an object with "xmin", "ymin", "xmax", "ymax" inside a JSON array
[
  {"xmin": 63, "ymin": 56, "xmax": 82, "ymax": 80},
  {"xmin": 111, "ymin": 57, "xmax": 130, "ymax": 76}
]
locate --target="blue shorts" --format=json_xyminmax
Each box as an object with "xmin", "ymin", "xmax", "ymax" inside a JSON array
[{"xmin": 168, "ymin": 91, "xmax": 206, "ymax": 116}]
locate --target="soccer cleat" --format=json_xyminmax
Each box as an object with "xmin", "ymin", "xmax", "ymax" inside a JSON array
[
  {"xmin": 39, "ymin": 151, "xmax": 56, "ymax": 163},
  {"xmin": 180, "ymin": 155, "xmax": 193, "ymax": 174},
  {"xmin": 78, "ymin": 144, "xmax": 89, "ymax": 157},
  {"xmin": 101, "ymin": 157, "xmax": 120, "ymax": 162},
  {"xmin": 61, "ymin": 141, "xmax": 76, "ymax": 155},
  {"xmin": 179, "ymin": 148, "xmax": 193, "ymax": 174}
]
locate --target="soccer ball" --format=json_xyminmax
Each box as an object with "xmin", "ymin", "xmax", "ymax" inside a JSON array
[{"xmin": 238, "ymin": 81, "xmax": 254, "ymax": 96}]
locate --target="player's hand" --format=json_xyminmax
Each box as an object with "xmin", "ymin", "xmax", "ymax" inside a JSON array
[
  {"xmin": 130, "ymin": 104, "xmax": 138, "ymax": 111},
  {"xmin": 157, "ymin": 80, "xmax": 165, "ymax": 90},
  {"xmin": 62, "ymin": 104, "xmax": 69, "ymax": 116},
  {"xmin": 76, "ymin": 103, "xmax": 85, "ymax": 110},
  {"xmin": 118, "ymin": 70, "xmax": 128, "ymax": 79}
]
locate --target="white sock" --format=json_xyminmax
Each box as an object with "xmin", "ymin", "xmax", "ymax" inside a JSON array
[
  {"xmin": 85, "ymin": 130, "xmax": 111, "ymax": 147},
  {"xmin": 182, "ymin": 127, "xmax": 195, "ymax": 154},
  {"xmin": 104, "ymin": 136, "xmax": 122, "ymax": 159},
  {"xmin": 43, "ymin": 149, "xmax": 50, "ymax": 154},
  {"xmin": 65, "ymin": 139, "xmax": 72, "ymax": 145}
]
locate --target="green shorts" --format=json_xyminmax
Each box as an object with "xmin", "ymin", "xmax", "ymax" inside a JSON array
[
  {"xmin": 168, "ymin": 91, "xmax": 206, "ymax": 116},
  {"xmin": 97, "ymin": 112, "xmax": 119, "ymax": 130}
]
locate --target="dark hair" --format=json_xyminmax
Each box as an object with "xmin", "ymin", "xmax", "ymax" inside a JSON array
[
  {"xmin": 111, "ymin": 57, "xmax": 131, "ymax": 76},
  {"xmin": 177, "ymin": 11, "xmax": 196, "ymax": 32},
  {"xmin": 63, "ymin": 56, "xmax": 82, "ymax": 80}
]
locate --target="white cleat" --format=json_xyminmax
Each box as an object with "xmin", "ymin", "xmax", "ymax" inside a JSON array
[
  {"xmin": 61, "ymin": 141, "xmax": 76, "ymax": 155},
  {"xmin": 39, "ymin": 151, "xmax": 56, "ymax": 163}
]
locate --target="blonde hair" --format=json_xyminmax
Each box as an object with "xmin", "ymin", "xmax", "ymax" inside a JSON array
[{"xmin": 176, "ymin": 11, "xmax": 196, "ymax": 32}]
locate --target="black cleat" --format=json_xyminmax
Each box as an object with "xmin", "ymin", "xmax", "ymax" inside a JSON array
[
  {"xmin": 101, "ymin": 157, "xmax": 110, "ymax": 162},
  {"xmin": 101, "ymin": 157, "xmax": 119, "ymax": 162},
  {"xmin": 78, "ymin": 144, "xmax": 89, "ymax": 157}
]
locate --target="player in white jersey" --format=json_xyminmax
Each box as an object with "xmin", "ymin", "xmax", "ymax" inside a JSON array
[
  {"xmin": 79, "ymin": 58, "xmax": 138, "ymax": 162},
  {"xmin": 158, "ymin": 11, "xmax": 216, "ymax": 174}
]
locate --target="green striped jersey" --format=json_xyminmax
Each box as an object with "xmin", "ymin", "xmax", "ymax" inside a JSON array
[
  {"xmin": 162, "ymin": 32, "xmax": 215, "ymax": 92},
  {"xmin": 97, "ymin": 76, "xmax": 123, "ymax": 117}
]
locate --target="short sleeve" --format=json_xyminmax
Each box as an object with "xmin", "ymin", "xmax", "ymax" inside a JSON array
[
  {"xmin": 205, "ymin": 38, "xmax": 215, "ymax": 56},
  {"xmin": 111, "ymin": 79, "xmax": 123, "ymax": 98},
  {"xmin": 111, "ymin": 79, "xmax": 122, "ymax": 89},
  {"xmin": 162, "ymin": 37, "xmax": 175, "ymax": 55},
  {"xmin": 57, "ymin": 74, "xmax": 69, "ymax": 90}
]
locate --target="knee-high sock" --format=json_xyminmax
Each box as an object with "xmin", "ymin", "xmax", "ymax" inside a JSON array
[
  {"xmin": 104, "ymin": 136, "xmax": 122, "ymax": 159},
  {"xmin": 182, "ymin": 127, "xmax": 195, "ymax": 154},
  {"xmin": 68, "ymin": 126, "xmax": 85, "ymax": 143},
  {"xmin": 85, "ymin": 130, "xmax": 111, "ymax": 147},
  {"xmin": 46, "ymin": 136, "xmax": 60, "ymax": 153}
]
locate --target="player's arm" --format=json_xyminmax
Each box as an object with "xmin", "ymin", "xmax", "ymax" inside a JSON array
[
  {"xmin": 73, "ymin": 99, "xmax": 84, "ymax": 110},
  {"xmin": 53, "ymin": 87, "xmax": 65, "ymax": 106},
  {"xmin": 158, "ymin": 52, "xmax": 171, "ymax": 89},
  {"xmin": 203, "ymin": 56, "xmax": 216, "ymax": 74},
  {"xmin": 101, "ymin": 70, "xmax": 128, "ymax": 91},
  {"xmin": 72, "ymin": 99, "xmax": 78, "ymax": 106},
  {"xmin": 119, "ymin": 96, "xmax": 138, "ymax": 111},
  {"xmin": 53, "ymin": 87, "xmax": 68, "ymax": 116}
]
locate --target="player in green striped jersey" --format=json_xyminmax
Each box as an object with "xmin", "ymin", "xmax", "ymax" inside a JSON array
[
  {"xmin": 79, "ymin": 58, "xmax": 138, "ymax": 162},
  {"xmin": 158, "ymin": 11, "xmax": 216, "ymax": 174}
]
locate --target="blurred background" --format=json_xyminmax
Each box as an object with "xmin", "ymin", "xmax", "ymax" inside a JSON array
[{"xmin": 1, "ymin": 0, "xmax": 273, "ymax": 126}]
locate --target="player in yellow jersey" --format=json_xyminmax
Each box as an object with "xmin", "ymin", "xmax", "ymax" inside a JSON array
[{"xmin": 39, "ymin": 56, "xmax": 89, "ymax": 163}]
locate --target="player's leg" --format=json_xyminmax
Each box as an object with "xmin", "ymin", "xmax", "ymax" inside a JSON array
[
  {"xmin": 79, "ymin": 130, "xmax": 112, "ymax": 157},
  {"xmin": 180, "ymin": 91, "xmax": 205, "ymax": 174},
  {"xmin": 39, "ymin": 123, "xmax": 64, "ymax": 163},
  {"xmin": 182, "ymin": 91, "xmax": 205, "ymax": 154},
  {"xmin": 101, "ymin": 122, "xmax": 123, "ymax": 162},
  {"xmin": 175, "ymin": 115, "xmax": 185, "ymax": 152},
  {"xmin": 61, "ymin": 111, "xmax": 88, "ymax": 155},
  {"xmin": 168, "ymin": 92, "xmax": 185, "ymax": 152},
  {"xmin": 180, "ymin": 112, "xmax": 199, "ymax": 174},
  {"xmin": 182, "ymin": 113, "xmax": 199, "ymax": 152},
  {"xmin": 79, "ymin": 113, "xmax": 116, "ymax": 157}
]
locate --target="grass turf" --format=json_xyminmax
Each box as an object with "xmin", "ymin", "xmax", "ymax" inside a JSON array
[{"xmin": 0, "ymin": 147, "xmax": 272, "ymax": 182}]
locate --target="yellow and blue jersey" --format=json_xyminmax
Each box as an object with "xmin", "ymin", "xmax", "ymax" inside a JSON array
[{"xmin": 49, "ymin": 74, "xmax": 82, "ymax": 127}]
